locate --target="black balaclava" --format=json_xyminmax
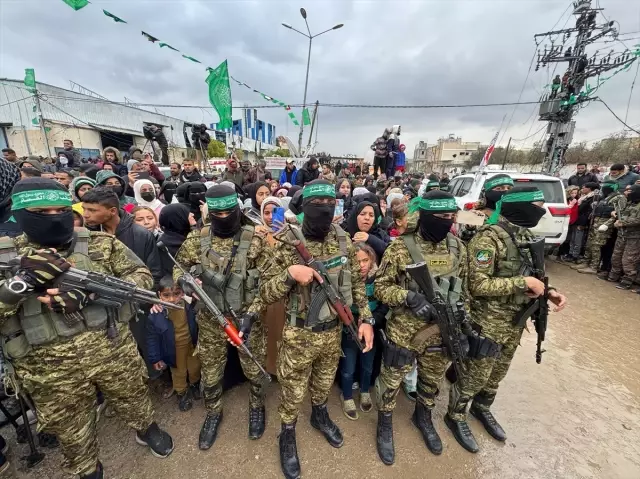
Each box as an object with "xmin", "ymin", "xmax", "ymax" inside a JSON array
[
  {"xmin": 301, "ymin": 179, "xmax": 336, "ymax": 241},
  {"xmin": 245, "ymin": 181, "xmax": 268, "ymax": 210},
  {"xmin": 483, "ymin": 174, "xmax": 514, "ymax": 210},
  {"xmin": 601, "ymin": 181, "xmax": 618, "ymax": 198},
  {"xmin": 287, "ymin": 185, "xmax": 302, "ymax": 197},
  {"xmin": 494, "ymin": 186, "xmax": 546, "ymax": 228},
  {"xmin": 205, "ymin": 185, "xmax": 241, "ymax": 238},
  {"xmin": 413, "ymin": 190, "xmax": 458, "ymax": 243},
  {"xmin": 175, "ymin": 182, "xmax": 190, "ymax": 204},
  {"xmin": 288, "ymin": 189, "xmax": 304, "ymax": 215},
  {"xmin": 11, "ymin": 178, "xmax": 75, "ymax": 247},
  {"xmin": 186, "ymin": 182, "xmax": 207, "ymax": 221},
  {"xmin": 628, "ymin": 185, "xmax": 640, "ymax": 204},
  {"xmin": 160, "ymin": 182, "xmax": 177, "ymax": 204}
]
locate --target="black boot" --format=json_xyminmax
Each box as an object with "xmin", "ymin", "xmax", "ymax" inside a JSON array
[
  {"xmin": 190, "ymin": 381, "xmax": 202, "ymax": 400},
  {"xmin": 310, "ymin": 402, "xmax": 344, "ymax": 448},
  {"xmin": 248, "ymin": 406, "xmax": 266, "ymax": 440},
  {"xmin": 136, "ymin": 422, "xmax": 174, "ymax": 458},
  {"xmin": 376, "ymin": 411, "xmax": 395, "ymax": 465},
  {"xmin": 446, "ymin": 385, "xmax": 479, "ymax": 453},
  {"xmin": 178, "ymin": 388, "xmax": 193, "ymax": 412},
  {"xmin": 411, "ymin": 402, "xmax": 443, "ymax": 455},
  {"xmin": 279, "ymin": 422, "xmax": 301, "ymax": 479},
  {"xmin": 445, "ymin": 365, "xmax": 457, "ymax": 384},
  {"xmin": 470, "ymin": 391, "xmax": 506, "ymax": 441},
  {"xmin": 80, "ymin": 461, "xmax": 103, "ymax": 479},
  {"xmin": 199, "ymin": 412, "xmax": 223, "ymax": 450}
]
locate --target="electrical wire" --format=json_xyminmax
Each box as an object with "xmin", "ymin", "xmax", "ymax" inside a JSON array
[
  {"xmin": 597, "ymin": 98, "xmax": 640, "ymax": 134},
  {"xmin": 0, "ymin": 96, "xmax": 35, "ymax": 108},
  {"xmin": 511, "ymin": 124, "xmax": 548, "ymax": 142}
]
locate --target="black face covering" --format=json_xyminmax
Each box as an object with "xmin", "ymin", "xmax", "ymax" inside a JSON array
[
  {"xmin": 485, "ymin": 189, "xmax": 507, "ymax": 210},
  {"xmin": 501, "ymin": 203, "xmax": 546, "ymax": 228},
  {"xmin": 601, "ymin": 186, "xmax": 615, "ymax": 197},
  {"xmin": 14, "ymin": 209, "xmax": 74, "ymax": 247},
  {"xmin": 628, "ymin": 185, "xmax": 640, "ymax": 203},
  {"xmin": 162, "ymin": 184, "xmax": 177, "ymax": 203},
  {"xmin": 141, "ymin": 191, "xmax": 156, "ymax": 202},
  {"xmin": 418, "ymin": 210, "xmax": 454, "ymax": 243},
  {"xmin": 210, "ymin": 207, "xmax": 241, "ymax": 238},
  {"xmin": 110, "ymin": 185, "xmax": 124, "ymax": 198},
  {"xmin": 302, "ymin": 202, "xmax": 334, "ymax": 240}
]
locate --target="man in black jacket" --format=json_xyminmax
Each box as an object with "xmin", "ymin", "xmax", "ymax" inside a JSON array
[
  {"xmin": 295, "ymin": 157, "xmax": 320, "ymax": 186},
  {"xmin": 568, "ymin": 163, "xmax": 599, "ymax": 187}
]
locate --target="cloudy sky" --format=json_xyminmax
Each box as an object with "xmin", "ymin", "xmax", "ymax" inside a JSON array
[{"xmin": 1, "ymin": 0, "xmax": 638, "ymax": 157}]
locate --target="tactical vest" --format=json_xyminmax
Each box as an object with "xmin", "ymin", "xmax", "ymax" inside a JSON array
[
  {"xmin": 198, "ymin": 225, "xmax": 258, "ymax": 313},
  {"xmin": 593, "ymin": 193, "xmax": 619, "ymax": 218},
  {"xmin": 400, "ymin": 233, "xmax": 464, "ymax": 306},
  {"xmin": 286, "ymin": 224, "xmax": 353, "ymax": 327},
  {"xmin": 0, "ymin": 230, "xmax": 132, "ymax": 360},
  {"xmin": 478, "ymin": 223, "xmax": 530, "ymax": 305}
]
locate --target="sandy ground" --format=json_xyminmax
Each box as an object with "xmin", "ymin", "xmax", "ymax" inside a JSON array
[{"xmin": 3, "ymin": 261, "xmax": 640, "ymax": 479}]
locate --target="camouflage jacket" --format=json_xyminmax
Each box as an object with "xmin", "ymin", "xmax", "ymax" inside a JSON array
[
  {"xmin": 467, "ymin": 222, "xmax": 534, "ymax": 341},
  {"xmin": 619, "ymin": 200, "xmax": 640, "ymax": 237},
  {"xmin": 259, "ymin": 227, "xmax": 372, "ymax": 321},
  {"xmin": 173, "ymin": 228, "xmax": 265, "ymax": 314},
  {"xmin": 593, "ymin": 193, "xmax": 627, "ymax": 227},
  {"xmin": 375, "ymin": 232, "xmax": 469, "ymax": 349},
  {"xmin": 0, "ymin": 232, "xmax": 152, "ymax": 322}
]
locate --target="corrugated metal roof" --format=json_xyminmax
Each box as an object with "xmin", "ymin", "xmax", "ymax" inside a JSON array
[{"xmin": 0, "ymin": 79, "xmax": 187, "ymax": 147}]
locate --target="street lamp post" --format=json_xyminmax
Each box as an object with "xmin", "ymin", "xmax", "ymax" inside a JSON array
[{"xmin": 282, "ymin": 8, "xmax": 343, "ymax": 154}]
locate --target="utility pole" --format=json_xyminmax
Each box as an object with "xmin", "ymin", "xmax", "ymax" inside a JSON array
[
  {"xmin": 535, "ymin": 0, "xmax": 636, "ymax": 174},
  {"xmin": 501, "ymin": 137, "xmax": 512, "ymax": 169},
  {"xmin": 306, "ymin": 100, "xmax": 319, "ymax": 150}
]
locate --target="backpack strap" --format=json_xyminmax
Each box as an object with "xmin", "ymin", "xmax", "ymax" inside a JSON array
[
  {"xmin": 332, "ymin": 224, "xmax": 349, "ymax": 257},
  {"xmin": 446, "ymin": 233, "xmax": 462, "ymax": 273},
  {"xmin": 0, "ymin": 236, "xmax": 17, "ymax": 266},
  {"xmin": 73, "ymin": 228, "xmax": 90, "ymax": 256},
  {"xmin": 401, "ymin": 233, "xmax": 424, "ymax": 265},
  {"xmin": 232, "ymin": 225, "xmax": 255, "ymax": 275}
]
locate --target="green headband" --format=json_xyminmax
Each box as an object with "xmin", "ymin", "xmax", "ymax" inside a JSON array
[
  {"xmin": 206, "ymin": 193, "xmax": 238, "ymax": 211},
  {"xmin": 408, "ymin": 197, "xmax": 457, "ymax": 214},
  {"xmin": 11, "ymin": 189, "xmax": 73, "ymax": 211},
  {"xmin": 302, "ymin": 183, "xmax": 336, "ymax": 199},
  {"xmin": 487, "ymin": 190, "xmax": 545, "ymax": 225},
  {"xmin": 484, "ymin": 176, "xmax": 514, "ymax": 191}
]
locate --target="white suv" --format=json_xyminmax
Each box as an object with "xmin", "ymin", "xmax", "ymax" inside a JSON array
[{"xmin": 447, "ymin": 169, "xmax": 570, "ymax": 247}]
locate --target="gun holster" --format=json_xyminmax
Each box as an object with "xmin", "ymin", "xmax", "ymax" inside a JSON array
[
  {"xmin": 380, "ymin": 331, "xmax": 417, "ymax": 368},
  {"xmin": 467, "ymin": 333, "xmax": 502, "ymax": 359}
]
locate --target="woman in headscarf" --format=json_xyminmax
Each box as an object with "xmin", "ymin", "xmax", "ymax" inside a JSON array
[
  {"xmin": 158, "ymin": 181, "xmax": 178, "ymax": 205},
  {"xmin": 336, "ymin": 179, "xmax": 354, "ymax": 223},
  {"xmin": 157, "ymin": 203, "xmax": 196, "ymax": 277},
  {"xmin": 133, "ymin": 178, "xmax": 165, "ymax": 216},
  {"xmin": 243, "ymin": 181, "xmax": 271, "ymax": 217},
  {"xmin": 346, "ymin": 200, "xmax": 390, "ymax": 262},
  {"xmin": 286, "ymin": 185, "xmax": 302, "ymax": 197}
]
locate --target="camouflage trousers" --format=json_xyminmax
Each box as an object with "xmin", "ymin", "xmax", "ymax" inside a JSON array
[
  {"xmin": 196, "ymin": 312, "xmax": 267, "ymax": 413},
  {"xmin": 448, "ymin": 326, "xmax": 523, "ymax": 421},
  {"xmin": 584, "ymin": 219, "xmax": 611, "ymax": 269},
  {"xmin": 13, "ymin": 325, "xmax": 154, "ymax": 476},
  {"xmin": 377, "ymin": 334, "xmax": 448, "ymax": 413},
  {"xmin": 609, "ymin": 235, "xmax": 640, "ymax": 283},
  {"xmin": 277, "ymin": 324, "xmax": 342, "ymax": 424}
]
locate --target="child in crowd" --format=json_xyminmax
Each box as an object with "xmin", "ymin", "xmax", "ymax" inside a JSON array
[
  {"xmin": 388, "ymin": 200, "xmax": 408, "ymax": 238},
  {"xmin": 146, "ymin": 276, "xmax": 201, "ymax": 411},
  {"xmin": 339, "ymin": 243, "xmax": 388, "ymax": 420},
  {"xmin": 132, "ymin": 205, "xmax": 161, "ymax": 237}
]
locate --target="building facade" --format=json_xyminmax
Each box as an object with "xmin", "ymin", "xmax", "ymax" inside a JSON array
[{"xmin": 424, "ymin": 134, "xmax": 481, "ymax": 174}]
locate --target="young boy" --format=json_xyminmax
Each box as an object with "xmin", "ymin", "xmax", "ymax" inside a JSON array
[{"xmin": 147, "ymin": 276, "xmax": 201, "ymax": 411}]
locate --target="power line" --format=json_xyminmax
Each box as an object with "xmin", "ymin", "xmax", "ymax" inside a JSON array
[
  {"xmin": 0, "ymin": 95, "xmax": 35, "ymax": 108},
  {"xmin": 511, "ymin": 124, "xmax": 548, "ymax": 142},
  {"xmin": 597, "ymin": 98, "xmax": 640, "ymax": 134}
]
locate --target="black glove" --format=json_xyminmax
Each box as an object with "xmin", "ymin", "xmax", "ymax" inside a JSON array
[
  {"xmin": 459, "ymin": 333, "xmax": 470, "ymax": 357},
  {"xmin": 239, "ymin": 312, "xmax": 258, "ymax": 339},
  {"xmin": 405, "ymin": 291, "xmax": 436, "ymax": 322},
  {"xmin": 49, "ymin": 288, "xmax": 90, "ymax": 314},
  {"xmin": 19, "ymin": 250, "xmax": 71, "ymax": 287}
]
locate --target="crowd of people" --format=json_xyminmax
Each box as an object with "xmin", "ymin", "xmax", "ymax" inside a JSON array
[{"xmin": 14, "ymin": 142, "xmax": 640, "ymax": 479}]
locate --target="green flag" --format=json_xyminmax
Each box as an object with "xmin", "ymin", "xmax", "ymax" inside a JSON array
[
  {"xmin": 159, "ymin": 43, "xmax": 179, "ymax": 51},
  {"xmin": 103, "ymin": 10, "xmax": 127, "ymax": 23},
  {"xmin": 61, "ymin": 0, "xmax": 89, "ymax": 11},
  {"xmin": 182, "ymin": 55, "xmax": 201, "ymax": 63},
  {"xmin": 302, "ymin": 108, "xmax": 311, "ymax": 126},
  {"xmin": 205, "ymin": 60, "xmax": 233, "ymax": 130},
  {"xmin": 24, "ymin": 68, "xmax": 36, "ymax": 93}
]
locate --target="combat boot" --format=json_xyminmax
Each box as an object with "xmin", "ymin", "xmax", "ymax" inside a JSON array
[
  {"xmin": 177, "ymin": 388, "xmax": 193, "ymax": 412},
  {"xmin": 446, "ymin": 385, "xmax": 479, "ymax": 453},
  {"xmin": 79, "ymin": 461, "xmax": 103, "ymax": 479},
  {"xmin": 279, "ymin": 422, "xmax": 301, "ymax": 479},
  {"xmin": 411, "ymin": 402, "xmax": 443, "ymax": 455},
  {"xmin": 135, "ymin": 422, "xmax": 174, "ymax": 458},
  {"xmin": 248, "ymin": 406, "xmax": 266, "ymax": 440},
  {"xmin": 190, "ymin": 381, "xmax": 202, "ymax": 400},
  {"xmin": 616, "ymin": 280, "xmax": 632, "ymax": 290},
  {"xmin": 376, "ymin": 411, "xmax": 395, "ymax": 465},
  {"xmin": 310, "ymin": 402, "xmax": 344, "ymax": 448},
  {"xmin": 199, "ymin": 412, "xmax": 223, "ymax": 450},
  {"xmin": 470, "ymin": 391, "xmax": 506, "ymax": 441}
]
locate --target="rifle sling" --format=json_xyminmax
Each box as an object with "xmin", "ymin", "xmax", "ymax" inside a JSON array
[{"xmin": 410, "ymin": 323, "xmax": 440, "ymax": 350}]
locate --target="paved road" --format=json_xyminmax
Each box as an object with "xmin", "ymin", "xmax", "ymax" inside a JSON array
[{"xmin": 6, "ymin": 262, "xmax": 640, "ymax": 478}]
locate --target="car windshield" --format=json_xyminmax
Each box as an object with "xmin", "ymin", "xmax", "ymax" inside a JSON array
[{"xmin": 512, "ymin": 179, "xmax": 565, "ymax": 203}]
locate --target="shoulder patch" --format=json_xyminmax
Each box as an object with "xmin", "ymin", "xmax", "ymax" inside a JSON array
[{"xmin": 474, "ymin": 249, "xmax": 493, "ymax": 267}]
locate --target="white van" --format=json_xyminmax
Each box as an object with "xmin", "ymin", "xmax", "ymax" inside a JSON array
[{"xmin": 447, "ymin": 169, "xmax": 570, "ymax": 247}]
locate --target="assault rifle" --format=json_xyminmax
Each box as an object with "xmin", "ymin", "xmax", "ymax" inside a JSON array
[
  {"xmin": 0, "ymin": 261, "xmax": 179, "ymax": 340},
  {"xmin": 405, "ymin": 262, "xmax": 469, "ymax": 379},
  {"xmin": 278, "ymin": 229, "xmax": 364, "ymax": 352},
  {"xmin": 157, "ymin": 243, "xmax": 271, "ymax": 383},
  {"xmin": 512, "ymin": 237, "xmax": 549, "ymax": 364},
  {"xmin": 614, "ymin": 201, "xmax": 625, "ymax": 238}
]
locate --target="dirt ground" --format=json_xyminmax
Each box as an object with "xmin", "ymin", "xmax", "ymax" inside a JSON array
[{"xmin": 4, "ymin": 261, "xmax": 640, "ymax": 479}]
